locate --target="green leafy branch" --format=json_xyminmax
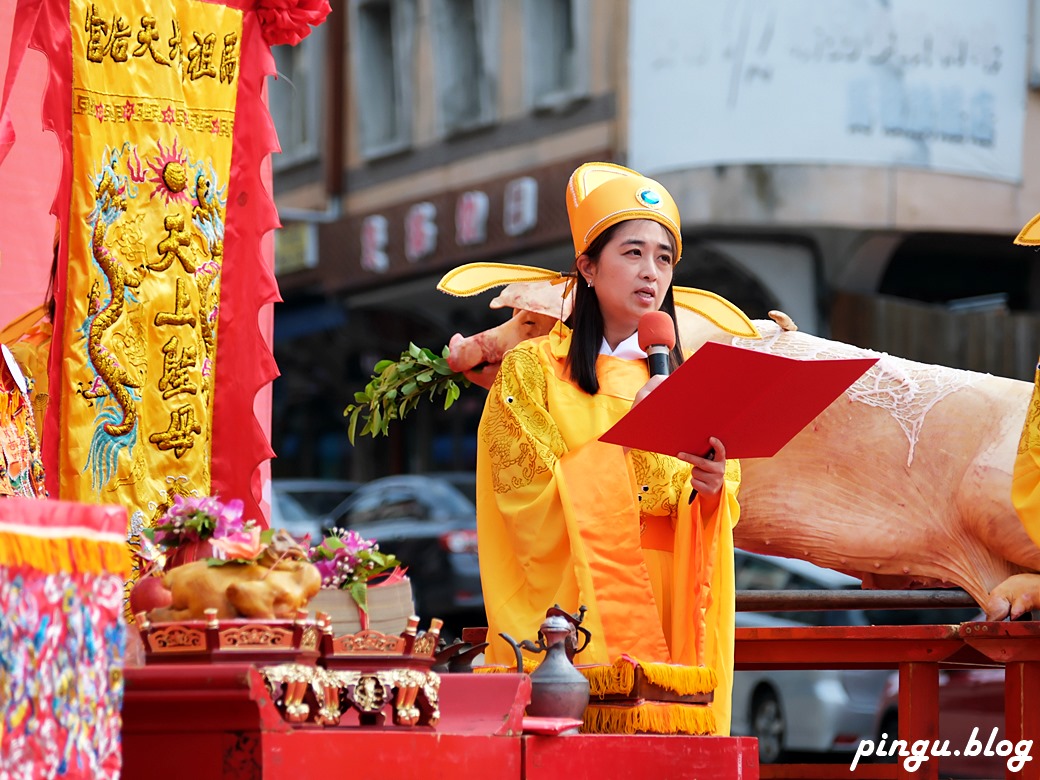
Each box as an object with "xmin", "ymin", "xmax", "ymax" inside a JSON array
[{"xmin": 343, "ymin": 343, "xmax": 471, "ymax": 444}]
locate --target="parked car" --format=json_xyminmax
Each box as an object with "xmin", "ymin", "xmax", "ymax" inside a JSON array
[
  {"xmin": 731, "ymin": 550, "xmax": 985, "ymax": 764},
  {"xmin": 421, "ymin": 470, "xmax": 476, "ymax": 504},
  {"xmin": 270, "ymin": 478, "xmax": 359, "ymax": 541},
  {"xmin": 324, "ymin": 474, "xmax": 483, "ymax": 631},
  {"xmin": 731, "ymin": 549, "xmax": 891, "ymax": 764},
  {"xmin": 873, "ymin": 664, "xmax": 1006, "ymax": 778}
]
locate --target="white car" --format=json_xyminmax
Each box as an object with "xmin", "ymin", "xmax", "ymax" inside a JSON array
[{"xmin": 730, "ymin": 550, "xmax": 890, "ymax": 764}]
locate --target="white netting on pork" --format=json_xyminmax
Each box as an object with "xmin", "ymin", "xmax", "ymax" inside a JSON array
[{"xmin": 733, "ymin": 323, "xmax": 978, "ymax": 466}]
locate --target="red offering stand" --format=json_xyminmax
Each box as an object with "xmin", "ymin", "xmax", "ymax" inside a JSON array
[{"xmin": 122, "ymin": 666, "xmax": 758, "ymax": 780}]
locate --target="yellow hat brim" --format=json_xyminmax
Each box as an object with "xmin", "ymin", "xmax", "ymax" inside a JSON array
[
  {"xmin": 436, "ymin": 262, "xmax": 759, "ymax": 340},
  {"xmin": 1015, "ymin": 212, "xmax": 1040, "ymax": 245},
  {"xmin": 437, "ymin": 262, "xmax": 563, "ymax": 297},
  {"xmin": 674, "ymin": 287, "xmax": 760, "ymax": 338}
]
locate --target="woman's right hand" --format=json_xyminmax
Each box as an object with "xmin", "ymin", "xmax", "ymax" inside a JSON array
[
  {"xmin": 622, "ymin": 375, "xmax": 669, "ymax": 455},
  {"xmin": 632, "ymin": 374, "xmax": 668, "ymax": 410}
]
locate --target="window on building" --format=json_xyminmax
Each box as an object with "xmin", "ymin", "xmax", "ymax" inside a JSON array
[
  {"xmin": 269, "ymin": 25, "xmax": 326, "ymax": 170},
  {"xmin": 352, "ymin": 0, "xmax": 415, "ymax": 158},
  {"xmin": 431, "ymin": 0, "xmax": 497, "ymax": 134},
  {"xmin": 524, "ymin": 0, "xmax": 588, "ymax": 110}
]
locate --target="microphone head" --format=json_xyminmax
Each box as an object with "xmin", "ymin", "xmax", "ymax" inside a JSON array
[{"xmin": 638, "ymin": 311, "xmax": 676, "ymax": 352}]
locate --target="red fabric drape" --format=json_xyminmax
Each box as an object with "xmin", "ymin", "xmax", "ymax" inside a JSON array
[
  {"xmin": 210, "ymin": 1, "xmax": 282, "ymax": 526},
  {"xmin": 5, "ymin": 0, "xmax": 281, "ymax": 524}
]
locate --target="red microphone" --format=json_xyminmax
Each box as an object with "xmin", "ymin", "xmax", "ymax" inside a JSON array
[{"xmin": 637, "ymin": 311, "xmax": 676, "ymax": 378}]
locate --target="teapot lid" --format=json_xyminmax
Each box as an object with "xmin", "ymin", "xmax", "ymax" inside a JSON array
[{"xmin": 539, "ymin": 614, "xmax": 572, "ymax": 633}]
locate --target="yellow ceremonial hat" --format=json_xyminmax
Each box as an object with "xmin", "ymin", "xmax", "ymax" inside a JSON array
[{"xmin": 566, "ymin": 162, "xmax": 682, "ymax": 263}]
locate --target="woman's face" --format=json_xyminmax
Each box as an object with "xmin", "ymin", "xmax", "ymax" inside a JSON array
[{"xmin": 578, "ymin": 219, "xmax": 675, "ymax": 348}]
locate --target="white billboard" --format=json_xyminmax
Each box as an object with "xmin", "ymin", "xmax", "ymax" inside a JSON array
[{"xmin": 628, "ymin": 0, "xmax": 1028, "ymax": 182}]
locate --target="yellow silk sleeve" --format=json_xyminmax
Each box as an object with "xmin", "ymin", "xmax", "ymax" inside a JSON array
[
  {"xmin": 476, "ymin": 345, "xmax": 576, "ymax": 663},
  {"xmin": 479, "ymin": 347, "xmax": 569, "ymax": 570},
  {"xmin": 1013, "ymin": 362, "xmax": 1040, "ymax": 545},
  {"xmin": 674, "ymin": 471, "xmax": 740, "ymax": 736}
]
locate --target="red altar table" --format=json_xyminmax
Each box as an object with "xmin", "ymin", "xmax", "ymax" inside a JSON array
[{"xmin": 121, "ymin": 665, "xmax": 758, "ymax": 779}]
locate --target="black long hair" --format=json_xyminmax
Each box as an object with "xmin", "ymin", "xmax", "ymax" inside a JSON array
[{"xmin": 565, "ymin": 223, "xmax": 685, "ymax": 395}]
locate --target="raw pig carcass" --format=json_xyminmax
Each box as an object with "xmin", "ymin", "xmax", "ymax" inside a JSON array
[{"xmin": 446, "ymin": 280, "xmax": 1040, "ymax": 620}]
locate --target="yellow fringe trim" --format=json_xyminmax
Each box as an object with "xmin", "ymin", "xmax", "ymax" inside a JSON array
[
  {"xmin": 473, "ymin": 658, "xmax": 540, "ymax": 675},
  {"xmin": 474, "ymin": 657, "xmax": 716, "ymax": 699},
  {"xmin": 583, "ymin": 701, "xmax": 716, "ymax": 735},
  {"xmin": 0, "ymin": 531, "xmax": 132, "ymax": 577},
  {"xmin": 581, "ymin": 658, "xmax": 717, "ymax": 698}
]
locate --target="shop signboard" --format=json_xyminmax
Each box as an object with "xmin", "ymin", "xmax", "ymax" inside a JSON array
[
  {"xmin": 629, "ymin": 0, "xmax": 1028, "ymax": 182},
  {"xmin": 319, "ymin": 156, "xmax": 593, "ymax": 291}
]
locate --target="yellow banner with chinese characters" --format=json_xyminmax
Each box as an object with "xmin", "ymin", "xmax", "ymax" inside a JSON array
[{"xmin": 61, "ymin": 0, "xmax": 241, "ymax": 525}]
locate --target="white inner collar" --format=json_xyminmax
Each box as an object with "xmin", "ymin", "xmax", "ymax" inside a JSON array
[{"xmin": 599, "ymin": 332, "xmax": 647, "ymax": 360}]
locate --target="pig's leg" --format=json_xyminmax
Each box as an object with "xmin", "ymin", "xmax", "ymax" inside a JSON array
[
  {"xmin": 446, "ymin": 309, "xmax": 556, "ymax": 389},
  {"xmin": 986, "ymin": 573, "xmax": 1040, "ymax": 620}
]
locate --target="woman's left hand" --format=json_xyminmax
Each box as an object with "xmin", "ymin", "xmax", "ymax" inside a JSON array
[{"xmin": 678, "ymin": 436, "xmax": 727, "ymax": 512}]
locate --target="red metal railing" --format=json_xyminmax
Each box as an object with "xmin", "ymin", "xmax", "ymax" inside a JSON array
[{"xmin": 734, "ymin": 590, "xmax": 1038, "ymax": 780}]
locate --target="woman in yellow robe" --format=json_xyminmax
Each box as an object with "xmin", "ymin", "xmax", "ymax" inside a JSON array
[{"xmin": 476, "ymin": 163, "xmax": 740, "ymax": 735}]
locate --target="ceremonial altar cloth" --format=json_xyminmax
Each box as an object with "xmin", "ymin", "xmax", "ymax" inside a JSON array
[{"xmin": 0, "ymin": 497, "xmax": 131, "ymax": 778}]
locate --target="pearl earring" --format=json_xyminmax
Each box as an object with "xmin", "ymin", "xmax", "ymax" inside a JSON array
[{"xmin": 587, "ymin": 279, "xmax": 592, "ymax": 288}]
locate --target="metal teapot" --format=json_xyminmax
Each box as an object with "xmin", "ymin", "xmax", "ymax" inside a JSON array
[{"xmin": 500, "ymin": 613, "xmax": 590, "ymax": 730}]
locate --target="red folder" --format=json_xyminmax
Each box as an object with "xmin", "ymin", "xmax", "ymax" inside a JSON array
[{"xmin": 599, "ymin": 341, "xmax": 878, "ymax": 459}]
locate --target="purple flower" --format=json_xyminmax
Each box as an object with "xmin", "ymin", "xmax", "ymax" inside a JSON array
[
  {"xmin": 147, "ymin": 494, "xmax": 262, "ymax": 555},
  {"xmin": 196, "ymin": 496, "xmax": 223, "ymax": 519},
  {"xmin": 165, "ymin": 494, "xmax": 193, "ymax": 520},
  {"xmin": 213, "ymin": 498, "xmax": 247, "ymax": 541},
  {"xmin": 339, "ymin": 530, "xmax": 373, "ymax": 556},
  {"xmin": 313, "ymin": 558, "xmax": 338, "ymax": 585},
  {"xmin": 308, "ymin": 526, "xmax": 400, "ymax": 591}
]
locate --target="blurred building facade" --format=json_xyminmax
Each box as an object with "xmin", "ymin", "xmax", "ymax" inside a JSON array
[{"xmin": 269, "ymin": 0, "xmax": 1040, "ymax": 481}]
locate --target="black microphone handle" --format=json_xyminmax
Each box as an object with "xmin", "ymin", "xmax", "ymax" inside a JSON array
[{"xmin": 646, "ymin": 346, "xmax": 671, "ymax": 377}]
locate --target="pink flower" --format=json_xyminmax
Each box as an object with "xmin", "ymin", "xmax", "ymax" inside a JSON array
[
  {"xmin": 211, "ymin": 526, "xmax": 264, "ymax": 560},
  {"xmin": 313, "ymin": 557, "xmax": 337, "ymax": 583},
  {"xmin": 213, "ymin": 498, "xmax": 245, "ymax": 538},
  {"xmin": 309, "ymin": 527, "xmax": 398, "ymax": 590},
  {"xmin": 339, "ymin": 529, "xmax": 373, "ymax": 556},
  {"xmin": 256, "ymin": 0, "xmax": 331, "ymax": 47},
  {"xmin": 168, "ymin": 494, "xmax": 222, "ymax": 522}
]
